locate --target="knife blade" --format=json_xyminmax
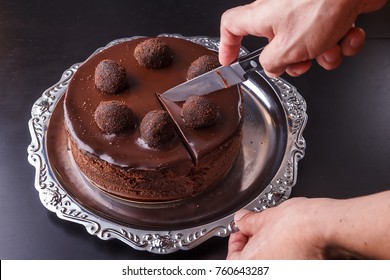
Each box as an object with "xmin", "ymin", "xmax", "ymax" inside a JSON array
[{"xmin": 159, "ymin": 48, "xmax": 263, "ymax": 102}]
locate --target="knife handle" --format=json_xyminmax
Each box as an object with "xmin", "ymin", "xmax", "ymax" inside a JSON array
[{"xmin": 237, "ymin": 48, "xmax": 263, "ymax": 72}]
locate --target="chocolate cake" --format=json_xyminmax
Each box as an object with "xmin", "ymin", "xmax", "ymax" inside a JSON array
[{"xmin": 64, "ymin": 36, "xmax": 243, "ymax": 202}]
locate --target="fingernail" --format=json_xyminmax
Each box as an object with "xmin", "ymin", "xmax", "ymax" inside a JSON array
[
  {"xmin": 234, "ymin": 209, "xmax": 251, "ymax": 222},
  {"xmin": 264, "ymin": 70, "xmax": 280, "ymax": 78},
  {"xmin": 349, "ymin": 37, "xmax": 361, "ymax": 49},
  {"xmin": 287, "ymin": 69, "xmax": 301, "ymax": 77},
  {"xmin": 323, "ymin": 51, "xmax": 339, "ymax": 63}
]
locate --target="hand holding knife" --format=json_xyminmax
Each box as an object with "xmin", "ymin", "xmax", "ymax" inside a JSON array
[{"xmin": 160, "ymin": 48, "xmax": 263, "ymax": 102}]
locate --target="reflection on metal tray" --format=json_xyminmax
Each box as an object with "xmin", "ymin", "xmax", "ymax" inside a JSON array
[{"xmin": 27, "ymin": 34, "xmax": 307, "ymax": 254}]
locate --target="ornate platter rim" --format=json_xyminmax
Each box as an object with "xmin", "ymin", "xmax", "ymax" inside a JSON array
[{"xmin": 27, "ymin": 34, "xmax": 307, "ymax": 254}]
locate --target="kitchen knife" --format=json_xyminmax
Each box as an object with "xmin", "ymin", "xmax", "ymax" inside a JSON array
[{"xmin": 159, "ymin": 48, "xmax": 263, "ymax": 102}]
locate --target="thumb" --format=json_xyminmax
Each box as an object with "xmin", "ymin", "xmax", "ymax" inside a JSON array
[{"xmin": 234, "ymin": 209, "xmax": 264, "ymax": 236}]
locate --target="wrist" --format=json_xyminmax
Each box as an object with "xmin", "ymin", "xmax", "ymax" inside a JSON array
[
  {"xmin": 317, "ymin": 197, "xmax": 369, "ymax": 259},
  {"xmin": 302, "ymin": 197, "xmax": 361, "ymax": 259},
  {"xmin": 287, "ymin": 197, "xmax": 341, "ymax": 259}
]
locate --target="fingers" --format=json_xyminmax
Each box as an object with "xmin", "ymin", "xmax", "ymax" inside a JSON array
[
  {"xmin": 219, "ymin": 0, "xmax": 366, "ymax": 77},
  {"xmin": 315, "ymin": 27, "xmax": 365, "ymax": 72},
  {"xmin": 227, "ymin": 209, "xmax": 267, "ymax": 259},
  {"xmin": 226, "ymin": 209, "xmax": 256, "ymax": 260},
  {"xmin": 261, "ymin": 52, "xmax": 312, "ymax": 78},
  {"xmin": 265, "ymin": 45, "xmax": 342, "ymax": 77},
  {"xmin": 340, "ymin": 27, "xmax": 365, "ymax": 56},
  {"xmin": 360, "ymin": 0, "xmax": 387, "ymax": 13},
  {"xmin": 218, "ymin": 33, "xmax": 243, "ymax": 66},
  {"xmin": 234, "ymin": 209, "xmax": 262, "ymax": 236},
  {"xmin": 259, "ymin": 38, "xmax": 288, "ymax": 77},
  {"xmin": 219, "ymin": 2, "xmax": 272, "ymax": 66},
  {"xmin": 262, "ymin": 28, "xmax": 365, "ymax": 77},
  {"xmin": 226, "ymin": 232, "xmax": 248, "ymax": 260},
  {"xmin": 285, "ymin": 61, "xmax": 312, "ymax": 77},
  {"xmin": 219, "ymin": 6, "xmax": 250, "ymax": 65},
  {"xmin": 316, "ymin": 44, "xmax": 343, "ymax": 70}
]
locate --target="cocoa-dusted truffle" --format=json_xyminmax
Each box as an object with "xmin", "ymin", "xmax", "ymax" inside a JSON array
[
  {"xmin": 140, "ymin": 110, "xmax": 175, "ymax": 148},
  {"xmin": 94, "ymin": 101, "xmax": 134, "ymax": 134},
  {"xmin": 134, "ymin": 38, "xmax": 173, "ymax": 69},
  {"xmin": 182, "ymin": 96, "xmax": 218, "ymax": 128},
  {"xmin": 186, "ymin": 55, "xmax": 220, "ymax": 80},
  {"xmin": 94, "ymin": 59, "xmax": 127, "ymax": 94}
]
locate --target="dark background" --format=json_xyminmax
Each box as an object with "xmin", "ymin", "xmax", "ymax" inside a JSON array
[{"xmin": 0, "ymin": 0, "xmax": 389, "ymax": 259}]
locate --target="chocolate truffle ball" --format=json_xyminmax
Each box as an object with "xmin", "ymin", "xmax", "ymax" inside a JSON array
[
  {"xmin": 181, "ymin": 96, "xmax": 218, "ymax": 128},
  {"xmin": 140, "ymin": 110, "xmax": 175, "ymax": 148},
  {"xmin": 134, "ymin": 38, "xmax": 174, "ymax": 69},
  {"xmin": 94, "ymin": 101, "xmax": 134, "ymax": 134},
  {"xmin": 186, "ymin": 55, "xmax": 220, "ymax": 80},
  {"xmin": 94, "ymin": 59, "xmax": 127, "ymax": 94}
]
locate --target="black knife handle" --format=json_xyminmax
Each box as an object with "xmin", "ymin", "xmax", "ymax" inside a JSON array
[{"xmin": 237, "ymin": 48, "xmax": 263, "ymax": 72}]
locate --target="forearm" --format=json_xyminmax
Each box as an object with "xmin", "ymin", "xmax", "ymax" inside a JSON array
[{"xmin": 321, "ymin": 190, "xmax": 390, "ymax": 259}]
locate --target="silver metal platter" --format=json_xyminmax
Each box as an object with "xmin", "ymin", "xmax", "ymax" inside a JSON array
[{"xmin": 27, "ymin": 34, "xmax": 307, "ymax": 254}]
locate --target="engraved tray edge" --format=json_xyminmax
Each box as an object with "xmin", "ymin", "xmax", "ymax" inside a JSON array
[{"xmin": 27, "ymin": 34, "xmax": 307, "ymax": 254}]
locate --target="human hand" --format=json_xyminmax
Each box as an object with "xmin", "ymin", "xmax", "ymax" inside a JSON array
[
  {"xmin": 227, "ymin": 191, "xmax": 390, "ymax": 260},
  {"xmin": 227, "ymin": 198, "xmax": 331, "ymax": 259},
  {"xmin": 219, "ymin": 0, "xmax": 387, "ymax": 77}
]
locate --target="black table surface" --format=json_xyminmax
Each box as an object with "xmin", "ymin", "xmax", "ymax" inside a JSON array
[{"xmin": 1, "ymin": 0, "xmax": 389, "ymax": 260}]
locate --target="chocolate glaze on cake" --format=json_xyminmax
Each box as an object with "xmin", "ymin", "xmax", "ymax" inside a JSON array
[
  {"xmin": 64, "ymin": 36, "xmax": 243, "ymax": 201},
  {"xmin": 159, "ymin": 88, "xmax": 242, "ymax": 163}
]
